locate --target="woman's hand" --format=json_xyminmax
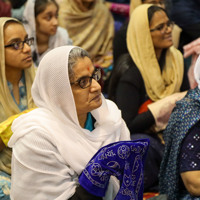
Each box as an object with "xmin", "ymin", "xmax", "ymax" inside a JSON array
[{"xmin": 148, "ymin": 91, "xmax": 187, "ymax": 132}]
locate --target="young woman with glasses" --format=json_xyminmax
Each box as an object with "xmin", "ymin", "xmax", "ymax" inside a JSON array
[
  {"xmin": 8, "ymin": 46, "xmax": 150, "ymax": 200},
  {"xmin": 0, "ymin": 17, "xmax": 36, "ymax": 200},
  {"xmin": 22, "ymin": 0, "xmax": 72, "ymax": 67},
  {"xmin": 108, "ymin": 4, "xmax": 190, "ymax": 193}
]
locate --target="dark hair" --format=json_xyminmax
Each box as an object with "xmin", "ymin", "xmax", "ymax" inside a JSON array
[
  {"xmin": 35, "ymin": 0, "xmax": 59, "ymax": 17},
  {"xmin": 148, "ymin": 5, "xmax": 168, "ymax": 23},
  {"xmin": 9, "ymin": 0, "xmax": 27, "ymax": 8}
]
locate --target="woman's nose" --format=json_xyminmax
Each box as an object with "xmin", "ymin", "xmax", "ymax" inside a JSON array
[
  {"xmin": 90, "ymin": 78, "xmax": 101, "ymax": 92},
  {"xmin": 23, "ymin": 42, "xmax": 31, "ymax": 53},
  {"xmin": 52, "ymin": 17, "xmax": 58, "ymax": 26}
]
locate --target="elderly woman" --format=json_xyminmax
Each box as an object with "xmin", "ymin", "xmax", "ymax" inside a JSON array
[
  {"xmin": 159, "ymin": 55, "xmax": 200, "ymax": 199},
  {"xmin": 8, "ymin": 46, "xmax": 149, "ymax": 199},
  {"xmin": 108, "ymin": 4, "xmax": 189, "ymax": 192},
  {"xmin": 0, "ymin": 17, "xmax": 35, "ymax": 199}
]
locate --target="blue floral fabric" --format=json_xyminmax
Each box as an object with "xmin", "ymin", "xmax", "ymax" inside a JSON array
[
  {"xmin": 159, "ymin": 87, "xmax": 200, "ymax": 200},
  {"xmin": 79, "ymin": 139, "xmax": 149, "ymax": 199},
  {"xmin": 0, "ymin": 171, "xmax": 11, "ymax": 200},
  {"xmin": 7, "ymin": 72, "xmax": 27, "ymax": 112}
]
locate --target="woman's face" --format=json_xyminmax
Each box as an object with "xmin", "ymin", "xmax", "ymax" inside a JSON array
[
  {"xmin": 4, "ymin": 22, "xmax": 32, "ymax": 70},
  {"xmin": 36, "ymin": 3, "xmax": 58, "ymax": 36},
  {"xmin": 150, "ymin": 10, "xmax": 173, "ymax": 51},
  {"xmin": 71, "ymin": 57, "xmax": 102, "ymax": 117}
]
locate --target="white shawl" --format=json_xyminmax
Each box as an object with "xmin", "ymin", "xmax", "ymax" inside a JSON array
[
  {"xmin": 8, "ymin": 46, "xmax": 130, "ymax": 200},
  {"xmin": 23, "ymin": 0, "xmax": 72, "ymax": 66}
]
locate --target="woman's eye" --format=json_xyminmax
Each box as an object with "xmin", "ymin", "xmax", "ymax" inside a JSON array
[
  {"xmin": 45, "ymin": 15, "xmax": 52, "ymax": 21},
  {"xmin": 13, "ymin": 42, "xmax": 21, "ymax": 49},
  {"xmin": 80, "ymin": 78, "xmax": 88, "ymax": 87},
  {"xmin": 157, "ymin": 24, "xmax": 164, "ymax": 31}
]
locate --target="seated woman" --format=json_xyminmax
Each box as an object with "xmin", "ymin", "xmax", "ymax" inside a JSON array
[
  {"xmin": 0, "ymin": 17, "xmax": 35, "ymax": 199},
  {"xmin": 23, "ymin": 0, "xmax": 72, "ymax": 67},
  {"xmin": 108, "ymin": 4, "xmax": 189, "ymax": 192},
  {"xmin": 112, "ymin": 0, "xmax": 165, "ymax": 65},
  {"xmin": 8, "ymin": 46, "xmax": 149, "ymax": 199},
  {"xmin": 58, "ymin": 0, "xmax": 114, "ymax": 69},
  {"xmin": 159, "ymin": 55, "xmax": 200, "ymax": 199}
]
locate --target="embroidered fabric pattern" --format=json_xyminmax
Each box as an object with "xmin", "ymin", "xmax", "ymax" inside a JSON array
[{"xmin": 79, "ymin": 139, "xmax": 149, "ymax": 199}]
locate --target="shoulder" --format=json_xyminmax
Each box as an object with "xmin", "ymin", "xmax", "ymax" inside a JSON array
[
  {"xmin": 9, "ymin": 109, "xmax": 56, "ymax": 147},
  {"xmin": 119, "ymin": 55, "xmax": 142, "ymax": 82}
]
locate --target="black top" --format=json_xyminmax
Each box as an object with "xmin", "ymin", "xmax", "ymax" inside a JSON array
[
  {"xmin": 112, "ymin": 54, "xmax": 190, "ymax": 134},
  {"xmin": 113, "ymin": 21, "xmax": 129, "ymax": 65},
  {"xmin": 9, "ymin": 0, "xmax": 27, "ymax": 8},
  {"xmin": 69, "ymin": 185, "xmax": 102, "ymax": 200},
  {"xmin": 179, "ymin": 121, "xmax": 200, "ymax": 173}
]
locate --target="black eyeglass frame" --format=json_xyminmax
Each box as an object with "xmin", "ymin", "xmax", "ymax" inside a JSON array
[
  {"xmin": 70, "ymin": 67, "xmax": 101, "ymax": 89},
  {"xmin": 150, "ymin": 21, "xmax": 174, "ymax": 33},
  {"xmin": 4, "ymin": 37, "xmax": 34, "ymax": 50}
]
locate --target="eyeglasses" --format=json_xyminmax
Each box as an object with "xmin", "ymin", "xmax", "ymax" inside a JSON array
[
  {"xmin": 150, "ymin": 21, "xmax": 174, "ymax": 34},
  {"xmin": 70, "ymin": 68, "xmax": 101, "ymax": 89},
  {"xmin": 4, "ymin": 37, "xmax": 34, "ymax": 50}
]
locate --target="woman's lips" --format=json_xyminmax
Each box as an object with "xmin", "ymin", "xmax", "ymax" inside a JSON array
[
  {"xmin": 91, "ymin": 94, "xmax": 101, "ymax": 102},
  {"xmin": 23, "ymin": 55, "xmax": 32, "ymax": 61}
]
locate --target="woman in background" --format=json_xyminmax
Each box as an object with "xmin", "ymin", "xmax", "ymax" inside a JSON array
[
  {"xmin": 58, "ymin": 0, "xmax": 114, "ymax": 69},
  {"xmin": 113, "ymin": 0, "xmax": 165, "ymax": 65},
  {"xmin": 108, "ymin": 4, "xmax": 189, "ymax": 192},
  {"xmin": 23, "ymin": 0, "xmax": 72, "ymax": 66},
  {"xmin": 0, "ymin": 17, "xmax": 35, "ymax": 200},
  {"xmin": 159, "ymin": 55, "xmax": 200, "ymax": 199}
]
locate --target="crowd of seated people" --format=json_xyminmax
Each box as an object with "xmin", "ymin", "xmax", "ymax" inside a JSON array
[{"xmin": 1, "ymin": 0, "xmax": 200, "ymax": 199}]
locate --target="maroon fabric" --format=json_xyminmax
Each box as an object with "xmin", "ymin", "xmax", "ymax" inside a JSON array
[{"xmin": 0, "ymin": 1, "xmax": 11, "ymax": 17}]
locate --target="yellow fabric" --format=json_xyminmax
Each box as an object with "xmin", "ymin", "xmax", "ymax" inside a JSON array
[
  {"xmin": 130, "ymin": 0, "xmax": 142, "ymax": 14},
  {"xmin": 0, "ymin": 108, "xmax": 35, "ymax": 146},
  {"xmin": 58, "ymin": 0, "xmax": 114, "ymax": 67},
  {"xmin": 127, "ymin": 4, "xmax": 184, "ymax": 101},
  {"xmin": 0, "ymin": 17, "xmax": 36, "ymax": 175}
]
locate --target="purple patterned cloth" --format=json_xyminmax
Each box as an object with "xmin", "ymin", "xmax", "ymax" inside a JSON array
[{"xmin": 79, "ymin": 139, "xmax": 149, "ymax": 199}]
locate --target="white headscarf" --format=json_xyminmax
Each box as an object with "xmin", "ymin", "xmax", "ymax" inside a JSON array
[
  {"xmin": 23, "ymin": 0, "xmax": 72, "ymax": 66},
  {"xmin": 9, "ymin": 46, "xmax": 130, "ymax": 199}
]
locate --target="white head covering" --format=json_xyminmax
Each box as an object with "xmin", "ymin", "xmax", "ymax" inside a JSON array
[
  {"xmin": 194, "ymin": 55, "xmax": 200, "ymax": 89},
  {"xmin": 23, "ymin": 0, "xmax": 72, "ymax": 66},
  {"xmin": 9, "ymin": 46, "xmax": 130, "ymax": 199}
]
